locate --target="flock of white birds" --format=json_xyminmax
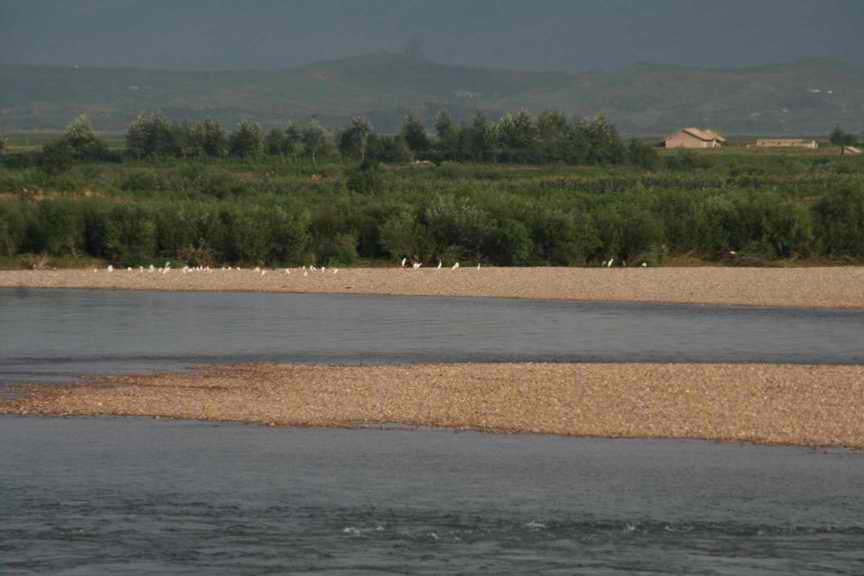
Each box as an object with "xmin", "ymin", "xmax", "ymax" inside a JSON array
[
  {"xmin": 100, "ymin": 257, "xmax": 644, "ymax": 275},
  {"xmin": 98, "ymin": 259, "xmax": 487, "ymax": 275}
]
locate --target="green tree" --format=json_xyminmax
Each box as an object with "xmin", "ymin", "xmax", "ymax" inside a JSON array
[
  {"xmin": 170, "ymin": 121, "xmax": 205, "ymax": 158},
  {"xmin": 39, "ymin": 140, "xmax": 75, "ymax": 174},
  {"xmin": 464, "ymin": 113, "xmax": 497, "ymax": 162},
  {"xmin": 582, "ymin": 115, "xmax": 625, "ymax": 164},
  {"xmin": 814, "ymin": 188, "xmax": 864, "ymax": 256},
  {"xmin": 536, "ymin": 110, "xmax": 569, "ymax": 162},
  {"xmin": 497, "ymin": 111, "xmax": 537, "ymax": 151},
  {"xmin": 0, "ymin": 132, "xmax": 6, "ymax": 156},
  {"xmin": 338, "ymin": 117, "xmax": 371, "ymax": 161},
  {"xmin": 266, "ymin": 128, "xmax": 287, "ymax": 156},
  {"xmin": 366, "ymin": 134, "xmax": 413, "ymax": 164},
  {"xmin": 126, "ymin": 113, "xmax": 176, "ymax": 159},
  {"xmin": 400, "ymin": 114, "xmax": 431, "ymax": 155},
  {"xmin": 283, "ymin": 124, "xmax": 302, "ymax": 156},
  {"xmin": 54, "ymin": 114, "xmax": 110, "ymax": 161},
  {"xmin": 433, "ymin": 111, "xmax": 461, "ymax": 161},
  {"xmin": 229, "ymin": 121, "xmax": 263, "ymax": 159},
  {"xmin": 830, "ymin": 125, "xmax": 857, "ymax": 153},
  {"xmin": 196, "ymin": 119, "xmax": 228, "ymax": 158},
  {"xmin": 300, "ymin": 121, "xmax": 330, "ymax": 165},
  {"xmin": 626, "ymin": 138, "xmax": 659, "ymax": 169}
]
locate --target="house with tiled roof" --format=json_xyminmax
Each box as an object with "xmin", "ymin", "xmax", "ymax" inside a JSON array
[{"xmin": 665, "ymin": 128, "xmax": 726, "ymax": 149}]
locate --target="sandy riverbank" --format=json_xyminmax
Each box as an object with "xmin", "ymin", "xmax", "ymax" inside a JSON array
[
  {"xmin": 4, "ymin": 363, "xmax": 863, "ymax": 449},
  {"xmin": 2, "ymin": 266, "xmax": 864, "ymax": 308}
]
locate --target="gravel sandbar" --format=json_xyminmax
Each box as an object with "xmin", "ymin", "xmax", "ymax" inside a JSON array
[
  {"xmin": 2, "ymin": 267, "xmax": 864, "ymax": 308},
  {"xmin": 4, "ymin": 363, "xmax": 863, "ymax": 449}
]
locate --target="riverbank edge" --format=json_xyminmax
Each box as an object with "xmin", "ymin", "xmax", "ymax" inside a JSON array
[
  {"xmin": 3, "ymin": 363, "xmax": 863, "ymax": 450},
  {"xmin": 3, "ymin": 267, "xmax": 864, "ymax": 309}
]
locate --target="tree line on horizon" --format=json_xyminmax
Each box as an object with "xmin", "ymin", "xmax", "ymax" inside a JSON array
[
  {"xmin": 1, "ymin": 111, "xmax": 660, "ymax": 171},
  {"xmin": 4, "ymin": 113, "xmax": 862, "ymax": 173}
]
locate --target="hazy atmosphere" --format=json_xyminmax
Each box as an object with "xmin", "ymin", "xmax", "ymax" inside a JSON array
[
  {"xmin": 4, "ymin": 3, "xmax": 864, "ymax": 575},
  {"xmin": 2, "ymin": 0, "xmax": 862, "ymax": 70}
]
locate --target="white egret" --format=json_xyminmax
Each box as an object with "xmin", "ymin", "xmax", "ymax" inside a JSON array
[
  {"xmin": 607, "ymin": 258, "xmax": 614, "ymax": 268},
  {"xmin": 452, "ymin": 262, "xmax": 459, "ymax": 270},
  {"xmin": 401, "ymin": 257, "xmax": 407, "ymax": 268},
  {"xmin": 437, "ymin": 261, "xmax": 442, "ymax": 270}
]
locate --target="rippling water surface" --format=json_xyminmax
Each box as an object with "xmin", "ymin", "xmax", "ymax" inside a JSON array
[
  {"xmin": 2, "ymin": 288, "xmax": 863, "ymax": 386},
  {"xmin": 2, "ymin": 288, "xmax": 863, "ymax": 574},
  {"xmin": 2, "ymin": 417, "xmax": 863, "ymax": 575}
]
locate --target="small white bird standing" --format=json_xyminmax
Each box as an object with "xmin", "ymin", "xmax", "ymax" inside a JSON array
[
  {"xmin": 452, "ymin": 262, "xmax": 460, "ymax": 270},
  {"xmin": 106, "ymin": 265, "xmax": 113, "ymax": 273},
  {"xmin": 412, "ymin": 262, "xmax": 422, "ymax": 269},
  {"xmin": 437, "ymin": 261, "xmax": 442, "ymax": 270},
  {"xmin": 401, "ymin": 257, "xmax": 407, "ymax": 268},
  {"xmin": 476, "ymin": 263, "xmax": 481, "ymax": 271},
  {"xmin": 607, "ymin": 258, "xmax": 614, "ymax": 268}
]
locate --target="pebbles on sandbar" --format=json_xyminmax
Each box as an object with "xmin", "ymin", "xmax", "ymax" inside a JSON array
[{"xmin": 4, "ymin": 363, "xmax": 863, "ymax": 449}]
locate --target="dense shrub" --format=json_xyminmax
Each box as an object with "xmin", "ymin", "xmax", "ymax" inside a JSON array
[
  {"xmin": 814, "ymin": 188, "xmax": 864, "ymax": 257},
  {"xmin": 0, "ymin": 201, "xmax": 31, "ymax": 257},
  {"xmin": 3, "ymin": 144, "xmax": 864, "ymax": 266}
]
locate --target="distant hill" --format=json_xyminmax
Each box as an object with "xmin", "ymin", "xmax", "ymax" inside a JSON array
[{"xmin": 1, "ymin": 54, "xmax": 862, "ymax": 136}]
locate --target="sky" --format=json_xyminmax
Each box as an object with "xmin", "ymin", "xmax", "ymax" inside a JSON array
[{"xmin": 1, "ymin": 0, "xmax": 861, "ymax": 71}]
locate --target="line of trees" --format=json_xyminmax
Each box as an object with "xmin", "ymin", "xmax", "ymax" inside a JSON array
[
  {"xmin": 335, "ymin": 111, "xmax": 659, "ymax": 167},
  {"xmin": 22, "ymin": 111, "xmax": 661, "ymax": 170},
  {"xmin": 9, "ymin": 115, "xmax": 864, "ymax": 173},
  {"xmin": 125, "ymin": 114, "xmax": 335, "ymax": 162}
]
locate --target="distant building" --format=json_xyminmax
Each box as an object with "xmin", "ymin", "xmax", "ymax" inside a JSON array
[
  {"xmin": 665, "ymin": 128, "xmax": 726, "ymax": 149},
  {"xmin": 755, "ymin": 139, "xmax": 818, "ymax": 150}
]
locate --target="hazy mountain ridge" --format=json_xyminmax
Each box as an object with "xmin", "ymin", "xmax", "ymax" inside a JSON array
[{"xmin": 2, "ymin": 54, "xmax": 862, "ymax": 136}]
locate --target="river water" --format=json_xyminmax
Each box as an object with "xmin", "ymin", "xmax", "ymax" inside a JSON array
[
  {"xmin": 3, "ymin": 417, "xmax": 863, "ymax": 575},
  {"xmin": 1, "ymin": 288, "xmax": 863, "ymax": 574},
  {"xmin": 2, "ymin": 288, "xmax": 863, "ymax": 386}
]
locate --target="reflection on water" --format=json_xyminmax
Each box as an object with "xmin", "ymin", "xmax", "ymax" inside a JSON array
[
  {"xmin": 2, "ymin": 288, "xmax": 863, "ymax": 386},
  {"xmin": 2, "ymin": 417, "xmax": 862, "ymax": 575}
]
